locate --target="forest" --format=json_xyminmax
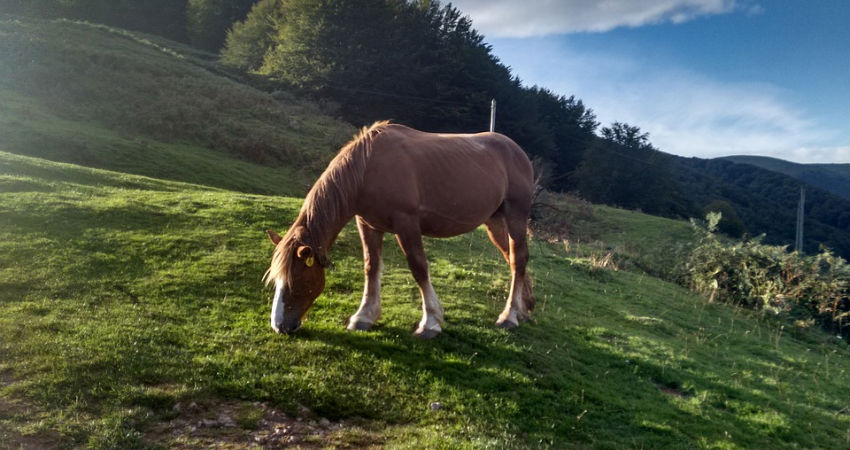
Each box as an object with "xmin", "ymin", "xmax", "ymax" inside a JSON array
[{"xmin": 4, "ymin": 0, "xmax": 847, "ymax": 258}]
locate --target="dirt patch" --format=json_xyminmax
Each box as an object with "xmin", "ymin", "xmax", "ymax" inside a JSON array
[
  {"xmin": 0, "ymin": 427, "xmax": 65, "ymax": 450},
  {"xmin": 655, "ymin": 383, "xmax": 693, "ymax": 400},
  {"xmin": 145, "ymin": 400, "xmax": 386, "ymax": 449},
  {"xmin": 0, "ymin": 396, "xmax": 66, "ymax": 450}
]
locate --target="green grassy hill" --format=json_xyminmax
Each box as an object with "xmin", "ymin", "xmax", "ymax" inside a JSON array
[
  {"xmin": 1, "ymin": 17, "xmax": 848, "ymax": 450},
  {"xmin": 0, "ymin": 16, "xmax": 354, "ymax": 196},
  {"xmin": 2, "ymin": 150, "xmax": 848, "ymax": 450}
]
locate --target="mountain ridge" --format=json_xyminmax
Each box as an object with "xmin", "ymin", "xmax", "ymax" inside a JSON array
[{"xmin": 720, "ymin": 155, "xmax": 850, "ymax": 200}]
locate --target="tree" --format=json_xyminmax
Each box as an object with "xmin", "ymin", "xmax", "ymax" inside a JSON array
[
  {"xmin": 221, "ymin": 0, "xmax": 284, "ymax": 71},
  {"xmin": 571, "ymin": 123, "xmax": 690, "ymax": 217},
  {"xmin": 186, "ymin": 0, "xmax": 258, "ymax": 51},
  {"xmin": 601, "ymin": 121, "xmax": 653, "ymax": 151}
]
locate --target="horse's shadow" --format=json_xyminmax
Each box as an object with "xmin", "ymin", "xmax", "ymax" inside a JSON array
[{"xmin": 296, "ymin": 323, "xmax": 531, "ymax": 401}]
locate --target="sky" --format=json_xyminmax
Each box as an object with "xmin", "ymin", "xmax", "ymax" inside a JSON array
[{"xmin": 450, "ymin": 0, "xmax": 850, "ymax": 164}]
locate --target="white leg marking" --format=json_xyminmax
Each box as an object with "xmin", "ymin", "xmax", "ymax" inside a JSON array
[
  {"xmin": 416, "ymin": 281, "xmax": 444, "ymax": 334},
  {"xmin": 348, "ymin": 260, "xmax": 383, "ymax": 330},
  {"xmin": 498, "ymin": 275, "xmax": 526, "ymax": 326},
  {"xmin": 271, "ymin": 279, "xmax": 285, "ymax": 333}
]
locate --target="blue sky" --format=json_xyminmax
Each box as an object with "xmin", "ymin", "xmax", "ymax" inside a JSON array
[{"xmin": 451, "ymin": 0, "xmax": 849, "ymax": 163}]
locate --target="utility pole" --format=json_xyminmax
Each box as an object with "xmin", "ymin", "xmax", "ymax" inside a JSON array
[
  {"xmin": 489, "ymin": 98, "xmax": 496, "ymax": 132},
  {"xmin": 795, "ymin": 186, "xmax": 805, "ymax": 253}
]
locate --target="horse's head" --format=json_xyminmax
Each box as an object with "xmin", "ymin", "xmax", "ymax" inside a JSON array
[{"xmin": 265, "ymin": 228, "xmax": 327, "ymax": 334}]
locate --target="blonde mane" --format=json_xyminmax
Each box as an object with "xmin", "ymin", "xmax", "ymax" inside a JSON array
[{"xmin": 264, "ymin": 121, "xmax": 391, "ymax": 286}]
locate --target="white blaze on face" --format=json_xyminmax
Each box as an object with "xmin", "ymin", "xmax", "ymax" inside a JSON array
[{"xmin": 271, "ymin": 279, "xmax": 286, "ymax": 332}]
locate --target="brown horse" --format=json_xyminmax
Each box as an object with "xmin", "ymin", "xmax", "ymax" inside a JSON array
[{"xmin": 265, "ymin": 121, "xmax": 534, "ymax": 338}]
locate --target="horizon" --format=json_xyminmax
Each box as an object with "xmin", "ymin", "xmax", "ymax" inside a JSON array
[{"xmin": 452, "ymin": 0, "xmax": 850, "ymax": 164}]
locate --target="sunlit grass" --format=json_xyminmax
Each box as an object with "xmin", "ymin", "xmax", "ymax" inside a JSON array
[{"xmin": 1, "ymin": 151, "xmax": 847, "ymax": 449}]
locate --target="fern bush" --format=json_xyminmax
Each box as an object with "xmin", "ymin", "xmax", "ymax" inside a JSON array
[{"xmin": 685, "ymin": 212, "xmax": 850, "ymax": 336}]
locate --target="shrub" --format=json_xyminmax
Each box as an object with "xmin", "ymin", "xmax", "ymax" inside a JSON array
[{"xmin": 684, "ymin": 212, "xmax": 850, "ymax": 336}]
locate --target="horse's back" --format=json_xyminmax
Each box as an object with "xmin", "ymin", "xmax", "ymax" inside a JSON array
[{"xmin": 357, "ymin": 125, "xmax": 533, "ymax": 237}]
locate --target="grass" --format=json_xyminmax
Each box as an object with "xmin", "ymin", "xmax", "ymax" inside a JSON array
[
  {"xmin": 1, "ymin": 151, "xmax": 848, "ymax": 449},
  {"xmin": 533, "ymin": 191, "xmax": 695, "ymax": 280},
  {"xmin": 0, "ymin": 14, "xmax": 848, "ymax": 450}
]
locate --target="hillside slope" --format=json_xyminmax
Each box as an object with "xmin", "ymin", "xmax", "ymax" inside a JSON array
[
  {"xmin": 0, "ymin": 16, "xmax": 354, "ymax": 196},
  {"xmin": 722, "ymin": 155, "xmax": 850, "ymax": 200},
  {"xmin": 674, "ymin": 156, "xmax": 849, "ymax": 258}
]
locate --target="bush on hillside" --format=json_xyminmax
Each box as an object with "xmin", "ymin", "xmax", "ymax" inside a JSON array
[
  {"xmin": 685, "ymin": 212, "xmax": 850, "ymax": 336},
  {"xmin": 703, "ymin": 199, "xmax": 746, "ymax": 238}
]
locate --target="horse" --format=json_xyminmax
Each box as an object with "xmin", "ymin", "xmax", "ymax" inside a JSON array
[{"xmin": 264, "ymin": 121, "xmax": 534, "ymax": 339}]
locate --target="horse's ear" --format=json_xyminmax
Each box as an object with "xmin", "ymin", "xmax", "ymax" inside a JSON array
[
  {"xmin": 266, "ymin": 229, "xmax": 283, "ymax": 246},
  {"xmin": 296, "ymin": 245, "xmax": 313, "ymax": 259},
  {"xmin": 296, "ymin": 245, "xmax": 319, "ymax": 267}
]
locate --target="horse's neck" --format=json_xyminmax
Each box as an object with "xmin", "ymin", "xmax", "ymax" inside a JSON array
[
  {"xmin": 299, "ymin": 212, "xmax": 351, "ymax": 253},
  {"xmin": 298, "ymin": 141, "xmax": 368, "ymax": 253},
  {"xmin": 298, "ymin": 185, "xmax": 356, "ymax": 254}
]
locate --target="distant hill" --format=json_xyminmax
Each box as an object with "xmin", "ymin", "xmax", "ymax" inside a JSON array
[
  {"xmin": 673, "ymin": 156, "xmax": 849, "ymax": 258},
  {"xmin": 721, "ymin": 155, "xmax": 850, "ymax": 200},
  {"xmin": 571, "ymin": 140, "xmax": 850, "ymax": 258}
]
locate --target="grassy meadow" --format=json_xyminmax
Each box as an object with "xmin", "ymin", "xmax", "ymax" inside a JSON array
[{"xmin": 0, "ymin": 16, "xmax": 848, "ymax": 450}]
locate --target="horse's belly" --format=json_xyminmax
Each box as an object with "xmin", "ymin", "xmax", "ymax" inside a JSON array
[
  {"xmin": 419, "ymin": 214, "xmax": 485, "ymax": 237},
  {"xmin": 417, "ymin": 197, "xmax": 502, "ymax": 237}
]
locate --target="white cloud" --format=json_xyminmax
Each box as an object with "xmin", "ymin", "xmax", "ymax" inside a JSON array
[
  {"xmin": 785, "ymin": 146, "xmax": 850, "ymax": 164},
  {"xmin": 487, "ymin": 38, "xmax": 847, "ymax": 163},
  {"xmin": 451, "ymin": 0, "xmax": 740, "ymax": 38},
  {"xmin": 589, "ymin": 74, "xmax": 848, "ymax": 163}
]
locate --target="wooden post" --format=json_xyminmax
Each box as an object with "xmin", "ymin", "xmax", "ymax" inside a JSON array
[
  {"xmin": 489, "ymin": 98, "xmax": 496, "ymax": 132},
  {"xmin": 795, "ymin": 186, "xmax": 805, "ymax": 253}
]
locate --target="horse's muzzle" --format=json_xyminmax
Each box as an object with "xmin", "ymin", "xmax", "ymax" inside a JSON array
[{"xmin": 272, "ymin": 319, "xmax": 301, "ymax": 334}]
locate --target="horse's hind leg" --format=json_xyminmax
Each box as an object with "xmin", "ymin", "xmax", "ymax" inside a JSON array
[
  {"xmin": 487, "ymin": 211, "xmax": 533, "ymax": 329},
  {"xmin": 484, "ymin": 213, "xmax": 534, "ymax": 311},
  {"xmin": 348, "ymin": 217, "xmax": 384, "ymax": 331},
  {"xmin": 394, "ymin": 222, "xmax": 444, "ymax": 339},
  {"xmin": 485, "ymin": 215, "xmax": 512, "ymax": 265}
]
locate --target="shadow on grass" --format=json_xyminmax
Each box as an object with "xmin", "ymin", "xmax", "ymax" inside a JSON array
[{"xmin": 284, "ymin": 288, "xmax": 841, "ymax": 449}]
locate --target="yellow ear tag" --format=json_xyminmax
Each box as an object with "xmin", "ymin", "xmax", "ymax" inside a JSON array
[{"xmin": 305, "ymin": 256, "xmax": 315, "ymax": 267}]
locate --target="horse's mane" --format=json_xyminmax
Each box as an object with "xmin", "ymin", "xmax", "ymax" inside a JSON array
[{"xmin": 265, "ymin": 120, "xmax": 391, "ymax": 286}]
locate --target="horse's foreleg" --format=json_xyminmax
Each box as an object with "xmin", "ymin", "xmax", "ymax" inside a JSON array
[
  {"xmin": 495, "ymin": 213, "xmax": 532, "ymax": 329},
  {"xmin": 395, "ymin": 225, "xmax": 444, "ymax": 339},
  {"xmin": 348, "ymin": 217, "xmax": 384, "ymax": 331}
]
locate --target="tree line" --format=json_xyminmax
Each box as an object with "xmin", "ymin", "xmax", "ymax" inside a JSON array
[{"xmin": 221, "ymin": 0, "xmax": 602, "ymax": 193}]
